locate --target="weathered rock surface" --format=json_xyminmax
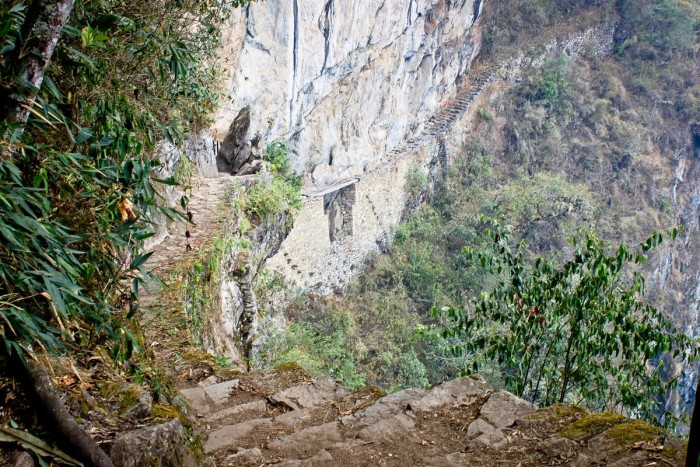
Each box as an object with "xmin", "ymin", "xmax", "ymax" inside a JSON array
[
  {"xmin": 177, "ymin": 368, "xmax": 686, "ymax": 466},
  {"xmin": 269, "ymin": 377, "xmax": 348, "ymax": 410},
  {"xmin": 213, "ymin": 0, "xmax": 484, "ymax": 182},
  {"xmin": 217, "ymin": 107, "xmax": 257, "ymax": 175},
  {"xmin": 122, "ymin": 390, "xmax": 152, "ymax": 420},
  {"xmin": 11, "ymin": 452, "xmax": 35, "ymax": 467},
  {"xmin": 479, "ymin": 389, "xmax": 537, "ymax": 428},
  {"xmin": 101, "ymin": 382, "xmax": 153, "ymax": 420},
  {"xmin": 110, "ymin": 419, "xmax": 198, "ymax": 467}
]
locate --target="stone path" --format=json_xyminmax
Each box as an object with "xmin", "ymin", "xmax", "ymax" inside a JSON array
[
  {"xmin": 378, "ymin": 64, "xmax": 496, "ymax": 169},
  {"xmin": 180, "ymin": 368, "xmax": 686, "ymax": 466},
  {"xmin": 145, "ymin": 174, "xmax": 253, "ymax": 276}
]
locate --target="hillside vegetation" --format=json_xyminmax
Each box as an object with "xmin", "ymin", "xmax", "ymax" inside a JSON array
[{"xmin": 260, "ymin": 0, "xmax": 700, "ymax": 429}]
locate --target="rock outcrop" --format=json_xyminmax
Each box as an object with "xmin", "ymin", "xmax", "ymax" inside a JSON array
[
  {"xmin": 212, "ymin": 0, "xmax": 484, "ymax": 184},
  {"xmin": 110, "ymin": 419, "xmax": 198, "ymax": 467}
]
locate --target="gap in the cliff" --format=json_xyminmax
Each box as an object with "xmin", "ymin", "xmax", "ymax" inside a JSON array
[{"xmin": 324, "ymin": 185, "xmax": 356, "ymax": 242}]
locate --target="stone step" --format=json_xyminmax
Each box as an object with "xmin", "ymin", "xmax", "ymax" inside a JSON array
[
  {"xmin": 265, "ymin": 421, "xmax": 343, "ymax": 460},
  {"xmin": 180, "ymin": 378, "xmax": 241, "ymax": 415},
  {"xmin": 204, "ymin": 399, "xmax": 268, "ymax": 425},
  {"xmin": 189, "ymin": 362, "xmax": 684, "ymax": 466},
  {"xmin": 269, "ymin": 377, "xmax": 349, "ymax": 411},
  {"xmin": 226, "ymin": 376, "xmax": 497, "ymax": 464},
  {"xmin": 205, "ymin": 417, "xmax": 273, "ymax": 453}
]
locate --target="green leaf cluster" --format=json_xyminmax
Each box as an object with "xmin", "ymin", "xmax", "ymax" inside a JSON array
[
  {"xmin": 439, "ymin": 217, "xmax": 696, "ymax": 427},
  {"xmin": 239, "ymin": 141, "xmax": 302, "ymax": 223}
]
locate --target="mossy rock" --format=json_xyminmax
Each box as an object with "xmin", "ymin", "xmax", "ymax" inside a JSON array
[
  {"xmin": 212, "ymin": 366, "xmax": 243, "ymax": 381},
  {"xmin": 522, "ymin": 404, "xmax": 587, "ymax": 425},
  {"xmin": 558, "ymin": 411, "xmax": 626, "ymax": 440},
  {"xmin": 118, "ymin": 384, "xmax": 146, "ymax": 412},
  {"xmin": 98, "ymin": 381, "xmax": 152, "ymax": 417},
  {"xmin": 68, "ymin": 391, "xmax": 103, "ymax": 417},
  {"xmin": 361, "ymin": 386, "xmax": 387, "ymax": 399},
  {"xmin": 588, "ymin": 419, "xmax": 685, "ymax": 465},
  {"xmin": 181, "ymin": 349, "xmax": 217, "ymax": 367},
  {"xmin": 99, "ymin": 381, "xmax": 126, "ymax": 399},
  {"xmin": 601, "ymin": 420, "xmax": 663, "ymax": 446},
  {"xmin": 151, "ymin": 403, "xmax": 181, "ymax": 420},
  {"xmin": 274, "ymin": 362, "xmax": 311, "ymax": 377}
]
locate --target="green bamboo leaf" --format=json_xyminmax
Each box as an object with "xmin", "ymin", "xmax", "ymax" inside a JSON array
[
  {"xmin": 0, "ymin": 426, "xmax": 83, "ymax": 466},
  {"xmin": 129, "ymin": 251, "xmax": 154, "ymax": 271},
  {"xmin": 74, "ymin": 127, "xmax": 93, "ymax": 145}
]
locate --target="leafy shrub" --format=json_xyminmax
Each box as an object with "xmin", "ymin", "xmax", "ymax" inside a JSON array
[
  {"xmin": 240, "ymin": 175, "xmax": 302, "ymax": 222},
  {"xmin": 263, "ymin": 141, "xmax": 292, "ymax": 176},
  {"xmin": 439, "ymin": 218, "xmax": 696, "ymax": 427},
  {"xmin": 266, "ymin": 306, "xmax": 366, "ymax": 390},
  {"xmin": 239, "ymin": 140, "xmax": 302, "ymax": 223},
  {"xmin": 517, "ymin": 57, "xmax": 573, "ymax": 118},
  {"xmin": 405, "ymin": 165, "xmax": 429, "ymax": 197}
]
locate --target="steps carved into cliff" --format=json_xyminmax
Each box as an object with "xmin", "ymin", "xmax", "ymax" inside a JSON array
[{"xmin": 179, "ymin": 368, "xmax": 686, "ymax": 466}]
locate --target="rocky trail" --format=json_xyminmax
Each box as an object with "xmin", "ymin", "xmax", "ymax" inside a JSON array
[
  {"xmin": 144, "ymin": 173, "xmax": 254, "ymax": 277},
  {"xmin": 178, "ymin": 366, "xmax": 686, "ymax": 466}
]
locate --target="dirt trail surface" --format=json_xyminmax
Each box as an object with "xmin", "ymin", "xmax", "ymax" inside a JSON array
[
  {"xmin": 144, "ymin": 174, "xmax": 253, "ymax": 276},
  {"xmin": 180, "ymin": 367, "xmax": 686, "ymax": 466}
]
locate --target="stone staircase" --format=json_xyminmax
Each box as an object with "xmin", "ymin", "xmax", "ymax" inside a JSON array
[
  {"xmin": 179, "ymin": 367, "xmax": 686, "ymax": 466},
  {"xmin": 373, "ymin": 64, "xmax": 497, "ymax": 174},
  {"xmin": 300, "ymin": 65, "xmax": 497, "ymax": 200}
]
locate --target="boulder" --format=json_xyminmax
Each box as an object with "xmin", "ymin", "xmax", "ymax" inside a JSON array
[
  {"xmin": 110, "ymin": 419, "xmax": 199, "ymax": 467},
  {"xmin": 12, "ymin": 452, "xmax": 35, "ymax": 467},
  {"xmin": 479, "ymin": 390, "xmax": 536, "ymax": 429},
  {"xmin": 123, "ymin": 387, "xmax": 152, "ymax": 420},
  {"xmin": 269, "ymin": 377, "xmax": 348, "ymax": 410},
  {"xmin": 216, "ymin": 107, "xmax": 255, "ymax": 174}
]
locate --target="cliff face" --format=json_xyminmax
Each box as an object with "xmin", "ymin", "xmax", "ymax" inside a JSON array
[{"xmin": 212, "ymin": 0, "xmax": 484, "ymax": 188}]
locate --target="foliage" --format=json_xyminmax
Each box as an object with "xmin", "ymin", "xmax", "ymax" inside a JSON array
[
  {"xmin": 0, "ymin": 0, "xmax": 251, "ymax": 363},
  {"xmin": 620, "ymin": 0, "xmax": 698, "ymax": 54},
  {"xmin": 617, "ymin": 0, "xmax": 700, "ymax": 107},
  {"xmin": 438, "ymin": 217, "xmax": 696, "ymax": 426},
  {"xmin": 263, "ymin": 141, "xmax": 295, "ymax": 181},
  {"xmin": 405, "ymin": 165, "xmax": 429, "ymax": 197},
  {"xmin": 240, "ymin": 141, "xmax": 302, "ymax": 222},
  {"xmin": 239, "ymin": 173, "xmax": 302, "ymax": 223},
  {"xmin": 262, "ymin": 306, "xmax": 366, "ymax": 390}
]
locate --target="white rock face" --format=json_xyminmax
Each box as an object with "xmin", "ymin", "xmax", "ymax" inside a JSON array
[{"xmin": 213, "ymin": 0, "xmax": 484, "ymax": 189}]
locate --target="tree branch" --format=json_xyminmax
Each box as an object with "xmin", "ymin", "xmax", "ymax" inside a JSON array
[
  {"xmin": 23, "ymin": 359, "xmax": 114, "ymax": 467},
  {"xmin": 2, "ymin": 0, "xmax": 75, "ymax": 125}
]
